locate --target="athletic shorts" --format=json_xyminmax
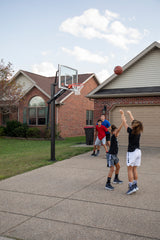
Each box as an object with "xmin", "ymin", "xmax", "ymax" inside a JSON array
[
  {"xmin": 106, "ymin": 133, "xmax": 110, "ymax": 142},
  {"xmin": 95, "ymin": 136, "xmax": 106, "ymax": 146},
  {"xmin": 126, "ymin": 149, "xmax": 141, "ymax": 167},
  {"xmin": 107, "ymin": 153, "xmax": 119, "ymax": 167}
]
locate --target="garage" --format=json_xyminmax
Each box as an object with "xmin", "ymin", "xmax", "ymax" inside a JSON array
[
  {"xmin": 87, "ymin": 42, "xmax": 160, "ymax": 147},
  {"xmin": 109, "ymin": 105, "xmax": 160, "ymax": 147}
]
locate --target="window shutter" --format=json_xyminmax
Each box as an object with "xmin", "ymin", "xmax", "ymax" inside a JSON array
[{"xmin": 23, "ymin": 107, "xmax": 27, "ymax": 124}]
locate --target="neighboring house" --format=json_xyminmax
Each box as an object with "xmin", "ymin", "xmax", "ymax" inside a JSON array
[
  {"xmin": 87, "ymin": 41, "xmax": 160, "ymax": 147},
  {"xmin": 0, "ymin": 70, "xmax": 99, "ymax": 137}
]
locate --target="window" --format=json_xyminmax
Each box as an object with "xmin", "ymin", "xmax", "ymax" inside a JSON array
[
  {"xmin": 2, "ymin": 113, "xmax": 9, "ymax": 125},
  {"xmin": 86, "ymin": 110, "xmax": 93, "ymax": 125},
  {"xmin": 28, "ymin": 108, "xmax": 36, "ymax": 125},
  {"xmin": 28, "ymin": 96, "xmax": 46, "ymax": 125}
]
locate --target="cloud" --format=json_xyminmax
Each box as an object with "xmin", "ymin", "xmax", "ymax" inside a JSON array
[
  {"xmin": 59, "ymin": 8, "xmax": 145, "ymax": 49},
  {"xmin": 32, "ymin": 62, "xmax": 57, "ymax": 76},
  {"xmin": 62, "ymin": 46, "xmax": 109, "ymax": 64},
  {"xmin": 96, "ymin": 69, "xmax": 110, "ymax": 83},
  {"xmin": 105, "ymin": 10, "xmax": 119, "ymax": 20},
  {"xmin": 60, "ymin": 9, "xmax": 110, "ymax": 37}
]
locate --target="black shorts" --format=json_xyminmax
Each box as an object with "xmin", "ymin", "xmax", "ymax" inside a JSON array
[{"xmin": 106, "ymin": 133, "xmax": 110, "ymax": 141}]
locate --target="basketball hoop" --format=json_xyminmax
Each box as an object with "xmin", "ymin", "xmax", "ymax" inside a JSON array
[{"xmin": 68, "ymin": 83, "xmax": 84, "ymax": 95}]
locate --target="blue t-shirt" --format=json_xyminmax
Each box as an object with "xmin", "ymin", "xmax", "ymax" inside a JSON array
[{"xmin": 102, "ymin": 119, "xmax": 111, "ymax": 134}]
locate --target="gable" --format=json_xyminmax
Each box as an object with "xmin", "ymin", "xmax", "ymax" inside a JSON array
[
  {"xmin": 87, "ymin": 42, "xmax": 160, "ymax": 98},
  {"xmin": 104, "ymin": 48, "xmax": 160, "ymax": 90},
  {"xmin": 15, "ymin": 73, "xmax": 34, "ymax": 92}
]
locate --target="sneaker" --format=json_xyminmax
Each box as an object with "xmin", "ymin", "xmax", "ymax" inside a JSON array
[
  {"xmin": 91, "ymin": 152, "xmax": 96, "ymax": 156},
  {"xmin": 105, "ymin": 183, "xmax": 114, "ymax": 190},
  {"xmin": 95, "ymin": 151, "xmax": 100, "ymax": 156},
  {"xmin": 113, "ymin": 178, "xmax": 123, "ymax": 184},
  {"xmin": 126, "ymin": 185, "xmax": 136, "ymax": 195},
  {"xmin": 133, "ymin": 183, "xmax": 139, "ymax": 191}
]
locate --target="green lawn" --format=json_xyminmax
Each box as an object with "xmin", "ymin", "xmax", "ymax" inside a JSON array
[{"xmin": 0, "ymin": 136, "xmax": 92, "ymax": 180}]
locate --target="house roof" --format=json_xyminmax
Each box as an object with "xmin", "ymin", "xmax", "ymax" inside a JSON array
[
  {"xmin": 14, "ymin": 70, "xmax": 98, "ymax": 103},
  {"xmin": 87, "ymin": 41, "xmax": 160, "ymax": 98}
]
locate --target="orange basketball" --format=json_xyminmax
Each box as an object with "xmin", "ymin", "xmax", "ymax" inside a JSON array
[
  {"xmin": 68, "ymin": 84, "xmax": 73, "ymax": 89},
  {"xmin": 114, "ymin": 66, "xmax": 123, "ymax": 75}
]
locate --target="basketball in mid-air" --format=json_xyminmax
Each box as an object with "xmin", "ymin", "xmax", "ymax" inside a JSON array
[{"xmin": 114, "ymin": 66, "xmax": 123, "ymax": 75}]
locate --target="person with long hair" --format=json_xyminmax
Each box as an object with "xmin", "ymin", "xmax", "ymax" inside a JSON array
[{"xmin": 120, "ymin": 110, "xmax": 143, "ymax": 195}]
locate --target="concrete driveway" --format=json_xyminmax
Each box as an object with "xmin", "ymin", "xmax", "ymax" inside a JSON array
[{"xmin": 0, "ymin": 146, "xmax": 160, "ymax": 240}]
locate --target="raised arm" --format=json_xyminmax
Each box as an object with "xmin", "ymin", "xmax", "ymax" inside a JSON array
[
  {"xmin": 127, "ymin": 110, "xmax": 134, "ymax": 122},
  {"xmin": 115, "ymin": 121, "xmax": 123, "ymax": 137},
  {"xmin": 120, "ymin": 109, "xmax": 129, "ymax": 130}
]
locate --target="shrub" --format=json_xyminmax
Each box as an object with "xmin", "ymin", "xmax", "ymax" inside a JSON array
[
  {"xmin": 26, "ymin": 128, "xmax": 41, "ymax": 138},
  {"xmin": 13, "ymin": 124, "xmax": 28, "ymax": 138},
  {"xmin": 44, "ymin": 128, "xmax": 51, "ymax": 139},
  {"xmin": 5, "ymin": 120, "xmax": 22, "ymax": 137},
  {"xmin": 55, "ymin": 124, "xmax": 61, "ymax": 138},
  {"xmin": 0, "ymin": 126, "xmax": 5, "ymax": 136},
  {"xmin": 44, "ymin": 124, "xmax": 61, "ymax": 139}
]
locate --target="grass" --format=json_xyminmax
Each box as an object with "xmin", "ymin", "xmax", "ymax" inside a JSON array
[{"xmin": 0, "ymin": 136, "xmax": 93, "ymax": 180}]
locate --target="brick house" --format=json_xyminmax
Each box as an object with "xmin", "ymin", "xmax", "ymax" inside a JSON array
[
  {"xmin": 0, "ymin": 70, "xmax": 99, "ymax": 137},
  {"xmin": 87, "ymin": 41, "xmax": 160, "ymax": 147}
]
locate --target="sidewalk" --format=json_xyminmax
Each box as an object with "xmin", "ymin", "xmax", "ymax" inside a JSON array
[{"xmin": 0, "ymin": 146, "xmax": 160, "ymax": 240}]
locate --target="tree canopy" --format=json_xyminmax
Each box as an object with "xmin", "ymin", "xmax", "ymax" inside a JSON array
[{"xmin": 0, "ymin": 59, "xmax": 24, "ymax": 114}]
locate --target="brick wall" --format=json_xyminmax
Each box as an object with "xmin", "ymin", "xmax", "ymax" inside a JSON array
[
  {"xmin": 0, "ymin": 109, "xmax": 18, "ymax": 125},
  {"xmin": 18, "ymin": 87, "xmax": 50, "ymax": 133},
  {"xmin": 94, "ymin": 96, "xmax": 160, "ymax": 124},
  {"xmin": 58, "ymin": 76, "xmax": 98, "ymax": 137}
]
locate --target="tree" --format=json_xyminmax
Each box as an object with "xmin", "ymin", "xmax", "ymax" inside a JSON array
[{"xmin": 0, "ymin": 59, "xmax": 24, "ymax": 115}]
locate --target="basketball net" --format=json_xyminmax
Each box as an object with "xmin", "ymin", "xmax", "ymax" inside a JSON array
[{"xmin": 68, "ymin": 83, "xmax": 84, "ymax": 95}]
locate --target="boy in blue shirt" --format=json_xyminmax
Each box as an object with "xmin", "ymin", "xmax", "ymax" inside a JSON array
[{"xmin": 96, "ymin": 114, "xmax": 111, "ymax": 156}]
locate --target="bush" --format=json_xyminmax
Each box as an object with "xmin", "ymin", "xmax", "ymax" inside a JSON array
[
  {"xmin": 44, "ymin": 124, "xmax": 61, "ymax": 139},
  {"xmin": 13, "ymin": 124, "xmax": 28, "ymax": 138},
  {"xmin": 26, "ymin": 128, "xmax": 41, "ymax": 138},
  {"xmin": 0, "ymin": 126, "xmax": 5, "ymax": 136},
  {"xmin": 44, "ymin": 128, "xmax": 51, "ymax": 139},
  {"xmin": 5, "ymin": 120, "xmax": 22, "ymax": 137},
  {"xmin": 55, "ymin": 124, "xmax": 61, "ymax": 138}
]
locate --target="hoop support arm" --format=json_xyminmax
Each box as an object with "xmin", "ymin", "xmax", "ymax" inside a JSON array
[{"xmin": 47, "ymin": 88, "xmax": 67, "ymax": 104}]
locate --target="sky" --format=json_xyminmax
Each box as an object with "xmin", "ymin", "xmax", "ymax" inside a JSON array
[{"xmin": 0, "ymin": 0, "xmax": 160, "ymax": 83}]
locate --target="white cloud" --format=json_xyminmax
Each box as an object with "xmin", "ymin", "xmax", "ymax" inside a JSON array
[
  {"xmin": 59, "ymin": 8, "xmax": 145, "ymax": 49},
  {"xmin": 60, "ymin": 8, "xmax": 110, "ymax": 37},
  {"xmin": 32, "ymin": 62, "xmax": 57, "ymax": 76},
  {"xmin": 96, "ymin": 69, "xmax": 110, "ymax": 83},
  {"xmin": 110, "ymin": 21, "xmax": 127, "ymax": 34},
  {"xmin": 62, "ymin": 46, "xmax": 108, "ymax": 64},
  {"xmin": 105, "ymin": 10, "xmax": 119, "ymax": 20}
]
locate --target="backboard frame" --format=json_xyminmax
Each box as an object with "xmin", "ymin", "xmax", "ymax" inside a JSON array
[{"xmin": 58, "ymin": 64, "xmax": 78, "ymax": 90}]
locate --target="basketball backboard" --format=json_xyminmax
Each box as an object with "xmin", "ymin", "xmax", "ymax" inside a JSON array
[
  {"xmin": 58, "ymin": 64, "xmax": 84, "ymax": 95},
  {"xmin": 58, "ymin": 64, "xmax": 78, "ymax": 89}
]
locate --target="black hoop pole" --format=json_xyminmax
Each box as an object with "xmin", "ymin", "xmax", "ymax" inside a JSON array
[
  {"xmin": 47, "ymin": 70, "xmax": 67, "ymax": 161},
  {"xmin": 50, "ymin": 83, "xmax": 56, "ymax": 161}
]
